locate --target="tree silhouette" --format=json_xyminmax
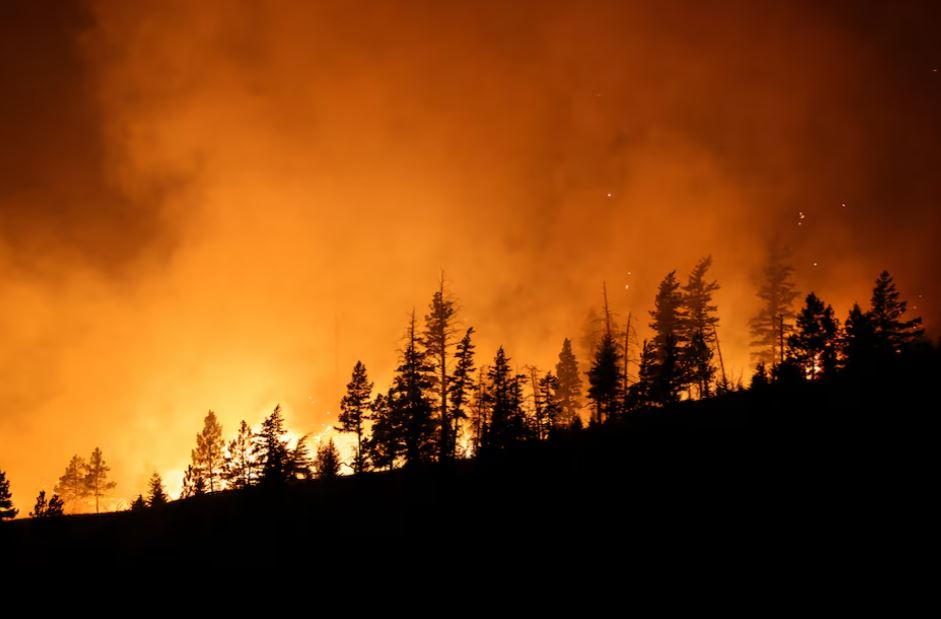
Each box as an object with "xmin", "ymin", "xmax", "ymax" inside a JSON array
[
  {"xmin": 869, "ymin": 271, "xmax": 924, "ymax": 356},
  {"xmin": 749, "ymin": 239, "xmax": 799, "ymax": 365},
  {"xmin": 535, "ymin": 371, "xmax": 562, "ymax": 438},
  {"xmin": 0, "ymin": 470, "xmax": 18, "ymax": 520},
  {"xmin": 337, "ymin": 361, "xmax": 373, "ymax": 474},
  {"xmin": 587, "ymin": 284, "xmax": 623, "ymax": 424},
  {"xmin": 555, "ymin": 338, "xmax": 583, "ymax": 427},
  {"xmin": 224, "ymin": 420, "xmax": 257, "ymax": 489},
  {"xmin": 448, "ymin": 327, "xmax": 476, "ymax": 458},
  {"xmin": 54, "ymin": 455, "xmax": 90, "ymax": 512},
  {"xmin": 788, "ymin": 292, "xmax": 839, "ymax": 381},
  {"xmin": 682, "ymin": 256, "xmax": 720, "ymax": 398},
  {"xmin": 192, "ymin": 410, "xmax": 225, "ymax": 492},
  {"xmin": 628, "ymin": 340, "xmax": 656, "ymax": 410},
  {"xmin": 648, "ymin": 271, "xmax": 687, "ymax": 405},
  {"xmin": 84, "ymin": 447, "xmax": 116, "ymax": 514},
  {"xmin": 287, "ymin": 435, "xmax": 313, "ymax": 480},
  {"xmin": 147, "ymin": 472, "xmax": 168, "ymax": 507},
  {"xmin": 390, "ymin": 311, "xmax": 437, "ymax": 466},
  {"xmin": 29, "ymin": 490, "xmax": 63, "ymax": 518},
  {"xmin": 255, "ymin": 404, "xmax": 292, "ymax": 484},
  {"xmin": 367, "ymin": 389, "xmax": 401, "ymax": 471},
  {"xmin": 130, "ymin": 495, "xmax": 147, "ymax": 512},
  {"xmin": 483, "ymin": 347, "xmax": 527, "ymax": 450},
  {"xmin": 315, "ymin": 438, "xmax": 342, "ymax": 479},
  {"xmin": 423, "ymin": 276, "xmax": 458, "ymax": 462},
  {"xmin": 181, "ymin": 464, "xmax": 206, "ymax": 498},
  {"xmin": 843, "ymin": 303, "xmax": 878, "ymax": 373}
]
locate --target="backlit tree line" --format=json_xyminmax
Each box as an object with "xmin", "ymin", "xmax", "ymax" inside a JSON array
[{"xmin": 0, "ymin": 249, "xmax": 927, "ymax": 520}]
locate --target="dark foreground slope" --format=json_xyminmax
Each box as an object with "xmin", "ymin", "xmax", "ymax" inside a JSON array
[{"xmin": 2, "ymin": 356, "xmax": 935, "ymax": 566}]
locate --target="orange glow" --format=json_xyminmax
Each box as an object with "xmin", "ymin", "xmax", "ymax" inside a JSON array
[{"xmin": 1, "ymin": 1, "xmax": 938, "ymax": 513}]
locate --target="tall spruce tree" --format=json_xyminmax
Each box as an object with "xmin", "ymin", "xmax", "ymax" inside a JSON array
[
  {"xmin": 628, "ymin": 340, "xmax": 656, "ymax": 410},
  {"xmin": 84, "ymin": 447, "xmax": 116, "ymax": 514},
  {"xmin": 537, "ymin": 371, "xmax": 562, "ymax": 437},
  {"xmin": 843, "ymin": 303, "xmax": 877, "ymax": 372},
  {"xmin": 749, "ymin": 239, "xmax": 800, "ymax": 365},
  {"xmin": 390, "ymin": 311, "xmax": 437, "ymax": 466},
  {"xmin": 788, "ymin": 292, "xmax": 839, "ymax": 381},
  {"xmin": 448, "ymin": 327, "xmax": 476, "ymax": 458},
  {"xmin": 224, "ymin": 420, "xmax": 257, "ymax": 489},
  {"xmin": 682, "ymin": 256, "xmax": 720, "ymax": 398},
  {"xmin": 192, "ymin": 410, "xmax": 225, "ymax": 492},
  {"xmin": 147, "ymin": 472, "xmax": 168, "ymax": 507},
  {"xmin": 337, "ymin": 361, "xmax": 373, "ymax": 474},
  {"xmin": 554, "ymin": 338, "xmax": 582, "ymax": 427},
  {"xmin": 367, "ymin": 389, "xmax": 401, "ymax": 471},
  {"xmin": 587, "ymin": 284, "xmax": 623, "ymax": 424},
  {"xmin": 648, "ymin": 271, "xmax": 687, "ymax": 405},
  {"xmin": 483, "ymin": 347, "xmax": 527, "ymax": 450},
  {"xmin": 423, "ymin": 277, "xmax": 458, "ymax": 462},
  {"xmin": 868, "ymin": 271, "xmax": 924, "ymax": 356},
  {"xmin": 255, "ymin": 404, "xmax": 292, "ymax": 484},
  {"xmin": 0, "ymin": 469, "xmax": 17, "ymax": 520}
]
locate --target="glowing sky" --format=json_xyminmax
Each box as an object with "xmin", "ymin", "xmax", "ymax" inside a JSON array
[{"xmin": 1, "ymin": 0, "xmax": 939, "ymax": 512}]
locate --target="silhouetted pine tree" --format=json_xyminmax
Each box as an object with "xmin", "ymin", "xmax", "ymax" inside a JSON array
[
  {"xmin": 788, "ymin": 293, "xmax": 839, "ymax": 381},
  {"xmin": 367, "ymin": 389, "xmax": 401, "ymax": 471},
  {"xmin": 54, "ymin": 455, "xmax": 89, "ymax": 512},
  {"xmin": 750, "ymin": 362, "xmax": 770, "ymax": 390},
  {"xmin": 628, "ymin": 340, "xmax": 656, "ymax": 409},
  {"xmin": 337, "ymin": 361, "xmax": 373, "ymax": 474},
  {"xmin": 315, "ymin": 438, "xmax": 342, "ymax": 479},
  {"xmin": 46, "ymin": 494, "xmax": 64, "ymax": 517},
  {"xmin": 181, "ymin": 464, "xmax": 206, "ymax": 498},
  {"xmin": 448, "ymin": 327, "xmax": 476, "ymax": 457},
  {"xmin": 0, "ymin": 469, "xmax": 18, "ymax": 520},
  {"xmin": 192, "ymin": 410, "xmax": 225, "ymax": 492},
  {"xmin": 224, "ymin": 420, "xmax": 256, "ymax": 489},
  {"xmin": 130, "ymin": 495, "xmax": 147, "ymax": 512},
  {"xmin": 869, "ymin": 271, "xmax": 924, "ymax": 356},
  {"xmin": 30, "ymin": 491, "xmax": 48, "ymax": 518},
  {"xmin": 749, "ymin": 239, "xmax": 799, "ymax": 365},
  {"xmin": 682, "ymin": 256, "xmax": 720, "ymax": 398},
  {"xmin": 648, "ymin": 272, "xmax": 686, "ymax": 405},
  {"xmin": 287, "ymin": 435, "xmax": 313, "ymax": 480},
  {"xmin": 390, "ymin": 312, "xmax": 437, "ymax": 466},
  {"xmin": 84, "ymin": 447, "xmax": 116, "ymax": 514},
  {"xmin": 483, "ymin": 347, "xmax": 527, "ymax": 450},
  {"xmin": 147, "ymin": 472, "xmax": 168, "ymax": 507},
  {"xmin": 469, "ymin": 368, "xmax": 489, "ymax": 453},
  {"xmin": 536, "ymin": 371, "xmax": 562, "ymax": 438},
  {"xmin": 423, "ymin": 277, "xmax": 458, "ymax": 462},
  {"xmin": 255, "ymin": 404, "xmax": 292, "ymax": 484},
  {"xmin": 555, "ymin": 338, "xmax": 582, "ymax": 427},
  {"xmin": 587, "ymin": 284, "xmax": 623, "ymax": 424},
  {"xmin": 843, "ymin": 303, "xmax": 877, "ymax": 373}
]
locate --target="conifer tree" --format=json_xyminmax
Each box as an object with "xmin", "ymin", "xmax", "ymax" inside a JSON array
[
  {"xmin": 84, "ymin": 447, "xmax": 116, "ymax": 514},
  {"xmin": 749, "ymin": 239, "xmax": 800, "ymax": 364},
  {"xmin": 255, "ymin": 404, "xmax": 292, "ymax": 484},
  {"xmin": 337, "ymin": 361, "xmax": 373, "ymax": 474},
  {"xmin": 788, "ymin": 292, "xmax": 839, "ymax": 381},
  {"xmin": 390, "ymin": 311, "xmax": 437, "ymax": 466},
  {"xmin": 682, "ymin": 256, "xmax": 720, "ymax": 398},
  {"xmin": 484, "ymin": 347, "xmax": 527, "ymax": 450},
  {"xmin": 192, "ymin": 410, "xmax": 225, "ymax": 492},
  {"xmin": 367, "ymin": 389, "xmax": 401, "ymax": 471},
  {"xmin": 629, "ymin": 340, "xmax": 656, "ymax": 409},
  {"xmin": 54, "ymin": 455, "xmax": 90, "ymax": 512},
  {"xmin": 868, "ymin": 271, "xmax": 924, "ymax": 356},
  {"xmin": 130, "ymin": 495, "xmax": 147, "ymax": 512},
  {"xmin": 423, "ymin": 277, "xmax": 458, "ymax": 461},
  {"xmin": 537, "ymin": 371, "xmax": 562, "ymax": 437},
  {"xmin": 224, "ymin": 420, "xmax": 256, "ymax": 489},
  {"xmin": 181, "ymin": 464, "xmax": 206, "ymax": 498},
  {"xmin": 315, "ymin": 438, "xmax": 342, "ymax": 479},
  {"xmin": 587, "ymin": 284, "xmax": 623, "ymax": 423},
  {"xmin": 147, "ymin": 472, "xmax": 168, "ymax": 507},
  {"xmin": 448, "ymin": 327, "xmax": 476, "ymax": 458},
  {"xmin": 0, "ymin": 470, "xmax": 17, "ymax": 520},
  {"xmin": 555, "ymin": 338, "xmax": 583, "ymax": 427},
  {"xmin": 843, "ymin": 303, "xmax": 877, "ymax": 372},
  {"xmin": 648, "ymin": 271, "xmax": 687, "ymax": 405},
  {"xmin": 287, "ymin": 435, "xmax": 313, "ymax": 480}
]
